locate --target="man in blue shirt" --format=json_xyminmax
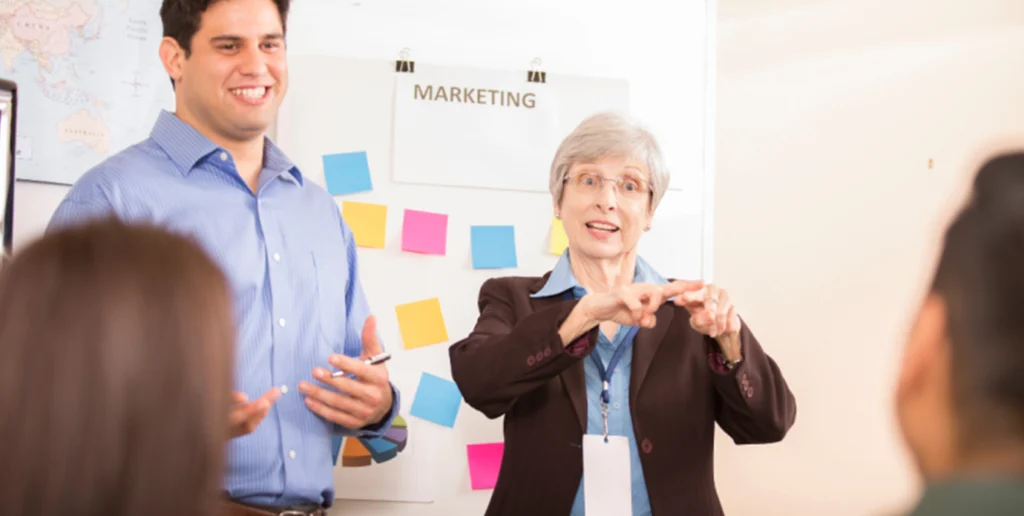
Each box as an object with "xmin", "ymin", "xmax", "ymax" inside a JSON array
[{"xmin": 47, "ymin": 0, "xmax": 400, "ymax": 512}]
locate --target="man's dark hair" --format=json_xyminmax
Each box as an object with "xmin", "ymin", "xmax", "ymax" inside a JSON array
[
  {"xmin": 932, "ymin": 151, "xmax": 1024, "ymax": 451},
  {"xmin": 161, "ymin": 0, "xmax": 290, "ymax": 55},
  {"xmin": 160, "ymin": 0, "xmax": 290, "ymax": 87}
]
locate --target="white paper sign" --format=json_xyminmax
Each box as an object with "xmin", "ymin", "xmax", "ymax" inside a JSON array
[
  {"xmin": 392, "ymin": 64, "xmax": 629, "ymax": 193},
  {"xmin": 583, "ymin": 434, "xmax": 632, "ymax": 516}
]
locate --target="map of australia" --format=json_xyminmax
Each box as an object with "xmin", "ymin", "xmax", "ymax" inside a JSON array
[{"xmin": 0, "ymin": 0, "xmax": 172, "ymax": 185}]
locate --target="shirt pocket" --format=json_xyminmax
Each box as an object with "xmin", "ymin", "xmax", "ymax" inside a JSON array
[{"xmin": 310, "ymin": 240, "xmax": 350, "ymax": 353}]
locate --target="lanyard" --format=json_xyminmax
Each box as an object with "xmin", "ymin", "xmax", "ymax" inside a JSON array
[
  {"xmin": 563, "ymin": 290, "xmax": 640, "ymax": 441},
  {"xmin": 591, "ymin": 326, "xmax": 639, "ymax": 441}
]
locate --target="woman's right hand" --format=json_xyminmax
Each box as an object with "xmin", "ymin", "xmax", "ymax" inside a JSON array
[{"xmin": 579, "ymin": 280, "xmax": 704, "ymax": 327}]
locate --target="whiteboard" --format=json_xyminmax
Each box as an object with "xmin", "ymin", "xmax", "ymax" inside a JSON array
[
  {"xmin": 276, "ymin": 55, "xmax": 709, "ymax": 510},
  {"xmin": 276, "ymin": 0, "xmax": 715, "ymax": 507},
  {"xmin": 6, "ymin": 0, "xmax": 715, "ymax": 512}
]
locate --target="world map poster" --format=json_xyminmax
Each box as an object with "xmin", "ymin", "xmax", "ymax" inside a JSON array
[{"xmin": 0, "ymin": 0, "xmax": 172, "ymax": 185}]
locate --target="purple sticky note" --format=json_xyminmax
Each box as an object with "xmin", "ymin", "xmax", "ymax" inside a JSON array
[
  {"xmin": 402, "ymin": 209, "xmax": 448, "ymax": 255},
  {"xmin": 466, "ymin": 442, "xmax": 504, "ymax": 490}
]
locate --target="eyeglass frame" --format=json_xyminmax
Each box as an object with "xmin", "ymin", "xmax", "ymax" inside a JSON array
[{"xmin": 561, "ymin": 171, "xmax": 654, "ymax": 201}]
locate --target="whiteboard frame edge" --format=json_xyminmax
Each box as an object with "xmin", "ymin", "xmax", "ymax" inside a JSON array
[{"xmin": 701, "ymin": 0, "xmax": 718, "ymax": 283}]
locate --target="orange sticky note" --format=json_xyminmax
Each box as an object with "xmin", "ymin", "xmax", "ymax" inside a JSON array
[
  {"xmin": 549, "ymin": 217, "xmax": 568, "ymax": 255},
  {"xmin": 342, "ymin": 201, "xmax": 387, "ymax": 248},
  {"xmin": 395, "ymin": 298, "xmax": 449, "ymax": 349}
]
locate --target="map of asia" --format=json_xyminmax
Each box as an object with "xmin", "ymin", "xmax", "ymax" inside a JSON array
[{"xmin": 0, "ymin": 0, "xmax": 172, "ymax": 185}]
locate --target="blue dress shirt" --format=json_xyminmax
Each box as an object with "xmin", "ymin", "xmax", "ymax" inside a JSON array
[
  {"xmin": 532, "ymin": 249, "xmax": 669, "ymax": 516},
  {"xmin": 47, "ymin": 110, "xmax": 399, "ymax": 506}
]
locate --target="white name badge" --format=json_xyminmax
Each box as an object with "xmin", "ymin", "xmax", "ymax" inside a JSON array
[{"xmin": 583, "ymin": 434, "xmax": 632, "ymax": 516}]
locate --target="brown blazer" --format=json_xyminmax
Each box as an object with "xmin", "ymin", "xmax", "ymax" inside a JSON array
[{"xmin": 449, "ymin": 274, "xmax": 797, "ymax": 516}]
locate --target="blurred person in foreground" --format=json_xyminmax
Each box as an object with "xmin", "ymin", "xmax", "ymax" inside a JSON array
[
  {"xmin": 896, "ymin": 151, "xmax": 1024, "ymax": 516},
  {"xmin": 0, "ymin": 219, "xmax": 235, "ymax": 516}
]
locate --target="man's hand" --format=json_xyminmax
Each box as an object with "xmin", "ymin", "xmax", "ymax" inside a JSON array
[
  {"xmin": 299, "ymin": 315, "xmax": 394, "ymax": 429},
  {"xmin": 229, "ymin": 387, "xmax": 282, "ymax": 438}
]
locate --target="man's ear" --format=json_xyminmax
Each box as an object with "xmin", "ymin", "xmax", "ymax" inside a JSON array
[
  {"xmin": 159, "ymin": 37, "xmax": 185, "ymax": 85},
  {"xmin": 897, "ymin": 294, "xmax": 949, "ymax": 402}
]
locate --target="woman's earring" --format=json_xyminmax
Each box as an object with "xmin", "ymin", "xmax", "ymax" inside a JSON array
[
  {"xmin": 644, "ymin": 225, "xmax": 651, "ymax": 231},
  {"xmin": 554, "ymin": 212, "xmax": 561, "ymax": 220}
]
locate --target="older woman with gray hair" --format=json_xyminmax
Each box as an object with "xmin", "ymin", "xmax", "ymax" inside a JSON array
[{"xmin": 450, "ymin": 112, "xmax": 797, "ymax": 516}]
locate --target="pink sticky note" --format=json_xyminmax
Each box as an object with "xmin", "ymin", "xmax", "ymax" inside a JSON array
[
  {"xmin": 466, "ymin": 442, "xmax": 504, "ymax": 490},
  {"xmin": 402, "ymin": 209, "xmax": 448, "ymax": 255}
]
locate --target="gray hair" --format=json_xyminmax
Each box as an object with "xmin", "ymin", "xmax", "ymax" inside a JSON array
[{"xmin": 549, "ymin": 112, "xmax": 670, "ymax": 211}]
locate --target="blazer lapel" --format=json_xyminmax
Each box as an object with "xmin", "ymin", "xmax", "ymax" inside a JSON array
[
  {"xmin": 527, "ymin": 276, "xmax": 588, "ymax": 433},
  {"xmin": 630, "ymin": 302, "xmax": 674, "ymax": 406}
]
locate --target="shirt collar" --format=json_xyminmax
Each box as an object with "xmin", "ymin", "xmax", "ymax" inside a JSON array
[
  {"xmin": 530, "ymin": 249, "xmax": 668, "ymax": 298},
  {"xmin": 150, "ymin": 110, "xmax": 302, "ymax": 185},
  {"xmin": 264, "ymin": 136, "xmax": 303, "ymax": 185},
  {"xmin": 910, "ymin": 476, "xmax": 1024, "ymax": 516}
]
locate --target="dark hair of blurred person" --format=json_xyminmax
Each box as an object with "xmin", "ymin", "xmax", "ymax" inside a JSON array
[
  {"xmin": 897, "ymin": 151, "xmax": 1024, "ymax": 516},
  {"xmin": 0, "ymin": 218, "xmax": 236, "ymax": 516}
]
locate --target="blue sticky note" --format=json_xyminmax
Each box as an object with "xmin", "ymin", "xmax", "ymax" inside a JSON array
[
  {"xmin": 323, "ymin": 151, "xmax": 373, "ymax": 195},
  {"xmin": 410, "ymin": 372, "xmax": 463, "ymax": 428},
  {"xmin": 470, "ymin": 225, "xmax": 517, "ymax": 269},
  {"xmin": 331, "ymin": 435, "xmax": 343, "ymax": 466}
]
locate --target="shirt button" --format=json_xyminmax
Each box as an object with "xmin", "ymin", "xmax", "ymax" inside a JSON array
[
  {"xmin": 289, "ymin": 450, "xmax": 296, "ymax": 459},
  {"xmin": 273, "ymin": 252, "xmax": 281, "ymax": 262},
  {"xmin": 219, "ymin": 152, "xmax": 228, "ymax": 161},
  {"xmin": 278, "ymin": 318, "xmax": 287, "ymax": 327},
  {"xmin": 280, "ymin": 385, "xmax": 288, "ymax": 394}
]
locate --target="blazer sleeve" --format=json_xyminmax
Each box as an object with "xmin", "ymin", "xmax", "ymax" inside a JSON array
[
  {"xmin": 449, "ymin": 277, "xmax": 597, "ymax": 419},
  {"xmin": 709, "ymin": 318, "xmax": 797, "ymax": 444}
]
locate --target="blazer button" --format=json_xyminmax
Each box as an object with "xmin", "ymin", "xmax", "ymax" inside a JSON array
[
  {"xmin": 535, "ymin": 351, "xmax": 544, "ymax": 362},
  {"xmin": 641, "ymin": 438, "xmax": 653, "ymax": 454},
  {"xmin": 544, "ymin": 347, "xmax": 552, "ymax": 357},
  {"xmin": 527, "ymin": 356, "xmax": 536, "ymax": 366}
]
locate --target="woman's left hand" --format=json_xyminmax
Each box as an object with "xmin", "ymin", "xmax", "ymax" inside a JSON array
[{"xmin": 666, "ymin": 281, "xmax": 743, "ymax": 359}]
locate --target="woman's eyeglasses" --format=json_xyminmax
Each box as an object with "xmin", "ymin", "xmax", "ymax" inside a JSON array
[{"xmin": 564, "ymin": 172, "xmax": 650, "ymax": 200}]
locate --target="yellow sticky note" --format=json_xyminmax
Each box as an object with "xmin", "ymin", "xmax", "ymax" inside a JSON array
[
  {"xmin": 395, "ymin": 298, "xmax": 449, "ymax": 350},
  {"xmin": 342, "ymin": 201, "xmax": 387, "ymax": 248},
  {"xmin": 549, "ymin": 217, "xmax": 568, "ymax": 255}
]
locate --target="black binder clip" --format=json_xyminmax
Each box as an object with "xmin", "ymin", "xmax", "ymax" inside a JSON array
[
  {"xmin": 395, "ymin": 47, "xmax": 414, "ymax": 73},
  {"xmin": 527, "ymin": 58, "xmax": 546, "ymax": 83}
]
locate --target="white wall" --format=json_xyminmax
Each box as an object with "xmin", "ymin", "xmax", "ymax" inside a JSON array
[
  {"xmin": 712, "ymin": 1, "xmax": 1024, "ymax": 515},
  {"xmin": 12, "ymin": 180, "xmax": 64, "ymax": 249}
]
